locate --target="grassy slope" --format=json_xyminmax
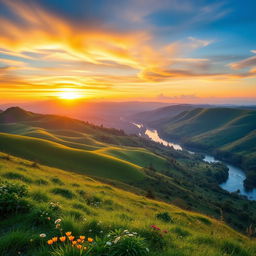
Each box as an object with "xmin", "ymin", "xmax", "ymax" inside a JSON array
[
  {"xmin": 154, "ymin": 108, "xmax": 256, "ymax": 170},
  {"xmin": 0, "ymin": 108, "xmax": 174, "ymax": 183},
  {"xmin": 0, "ymin": 132, "xmax": 144, "ymax": 183},
  {"xmin": 0, "ymin": 153, "xmax": 255, "ymax": 256}
]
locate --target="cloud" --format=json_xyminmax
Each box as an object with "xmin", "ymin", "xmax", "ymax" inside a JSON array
[{"xmin": 229, "ymin": 51, "xmax": 256, "ymax": 70}]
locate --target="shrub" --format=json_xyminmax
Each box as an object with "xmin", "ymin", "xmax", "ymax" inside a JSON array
[
  {"xmin": 2, "ymin": 172, "xmax": 32, "ymax": 183},
  {"xmin": 35, "ymin": 179, "xmax": 49, "ymax": 185},
  {"xmin": 156, "ymin": 212, "xmax": 172, "ymax": 223},
  {"xmin": 220, "ymin": 240, "xmax": 249, "ymax": 256},
  {"xmin": 51, "ymin": 188, "xmax": 74, "ymax": 199},
  {"xmin": 139, "ymin": 228, "xmax": 167, "ymax": 251},
  {"xmin": 107, "ymin": 229, "xmax": 149, "ymax": 256},
  {"xmin": 51, "ymin": 177, "xmax": 64, "ymax": 185},
  {"xmin": 31, "ymin": 190, "xmax": 50, "ymax": 202},
  {"xmin": 0, "ymin": 180, "xmax": 29, "ymax": 217},
  {"xmin": 30, "ymin": 204, "xmax": 59, "ymax": 226},
  {"xmin": 86, "ymin": 196, "xmax": 102, "ymax": 207},
  {"xmin": 171, "ymin": 227, "xmax": 190, "ymax": 237}
]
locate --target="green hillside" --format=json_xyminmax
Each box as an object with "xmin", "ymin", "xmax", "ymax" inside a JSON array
[
  {"xmin": 145, "ymin": 107, "xmax": 256, "ymax": 186},
  {"xmin": 0, "ymin": 153, "xmax": 255, "ymax": 256},
  {"xmin": 1, "ymin": 107, "xmax": 256, "ymax": 235},
  {"xmin": 0, "ymin": 132, "xmax": 144, "ymax": 183}
]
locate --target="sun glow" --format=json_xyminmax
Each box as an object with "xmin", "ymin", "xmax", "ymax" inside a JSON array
[{"xmin": 57, "ymin": 88, "xmax": 82, "ymax": 100}]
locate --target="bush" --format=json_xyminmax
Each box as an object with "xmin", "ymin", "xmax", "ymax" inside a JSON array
[
  {"xmin": 31, "ymin": 190, "xmax": 50, "ymax": 202},
  {"xmin": 156, "ymin": 212, "xmax": 172, "ymax": 223},
  {"xmin": 171, "ymin": 227, "xmax": 190, "ymax": 237},
  {"xmin": 51, "ymin": 188, "xmax": 74, "ymax": 199},
  {"xmin": 51, "ymin": 177, "xmax": 64, "ymax": 185},
  {"xmin": 139, "ymin": 228, "xmax": 167, "ymax": 251},
  {"xmin": 107, "ymin": 230, "xmax": 149, "ymax": 256},
  {"xmin": 30, "ymin": 204, "xmax": 59, "ymax": 226},
  {"xmin": 220, "ymin": 240, "xmax": 249, "ymax": 256},
  {"xmin": 2, "ymin": 172, "xmax": 32, "ymax": 183},
  {"xmin": 0, "ymin": 180, "xmax": 29, "ymax": 217}
]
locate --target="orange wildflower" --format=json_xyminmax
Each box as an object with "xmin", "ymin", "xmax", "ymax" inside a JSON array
[
  {"xmin": 88, "ymin": 237, "xmax": 93, "ymax": 243},
  {"xmin": 77, "ymin": 239, "xmax": 82, "ymax": 243},
  {"xmin": 80, "ymin": 236, "xmax": 85, "ymax": 240},
  {"xmin": 65, "ymin": 232, "xmax": 72, "ymax": 236},
  {"xmin": 47, "ymin": 240, "xmax": 53, "ymax": 245},
  {"xmin": 52, "ymin": 237, "xmax": 58, "ymax": 242},
  {"xmin": 60, "ymin": 236, "xmax": 66, "ymax": 242},
  {"xmin": 72, "ymin": 241, "xmax": 77, "ymax": 245},
  {"xmin": 68, "ymin": 236, "xmax": 75, "ymax": 241},
  {"xmin": 77, "ymin": 244, "xmax": 82, "ymax": 249}
]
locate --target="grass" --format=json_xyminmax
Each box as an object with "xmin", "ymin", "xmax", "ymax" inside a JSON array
[
  {"xmin": 0, "ymin": 132, "xmax": 145, "ymax": 183},
  {"xmin": 0, "ymin": 153, "xmax": 255, "ymax": 256}
]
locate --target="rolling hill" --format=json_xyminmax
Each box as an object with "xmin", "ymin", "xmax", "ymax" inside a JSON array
[
  {"xmin": 0, "ymin": 153, "xmax": 256, "ymax": 256},
  {"xmin": 1, "ymin": 107, "xmax": 256, "ymax": 235}
]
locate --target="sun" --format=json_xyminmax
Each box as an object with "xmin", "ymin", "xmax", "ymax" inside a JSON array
[{"xmin": 57, "ymin": 88, "xmax": 81, "ymax": 100}]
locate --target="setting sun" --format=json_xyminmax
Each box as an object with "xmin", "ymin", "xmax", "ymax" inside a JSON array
[{"xmin": 58, "ymin": 88, "xmax": 81, "ymax": 100}]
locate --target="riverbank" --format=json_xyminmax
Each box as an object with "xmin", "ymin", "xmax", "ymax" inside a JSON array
[{"xmin": 131, "ymin": 122, "xmax": 256, "ymax": 201}]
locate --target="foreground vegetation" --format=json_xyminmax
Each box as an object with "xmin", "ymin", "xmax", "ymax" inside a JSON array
[{"xmin": 0, "ymin": 154, "xmax": 255, "ymax": 256}]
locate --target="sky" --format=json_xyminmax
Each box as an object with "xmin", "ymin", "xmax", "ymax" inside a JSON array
[{"xmin": 0, "ymin": 0, "xmax": 256, "ymax": 104}]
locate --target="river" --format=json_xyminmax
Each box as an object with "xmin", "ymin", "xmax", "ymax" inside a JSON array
[{"xmin": 132, "ymin": 123, "xmax": 256, "ymax": 201}]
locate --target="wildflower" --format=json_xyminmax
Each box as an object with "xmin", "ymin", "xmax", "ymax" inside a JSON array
[
  {"xmin": 47, "ymin": 240, "xmax": 53, "ymax": 245},
  {"xmin": 72, "ymin": 241, "xmax": 77, "ymax": 245},
  {"xmin": 77, "ymin": 239, "xmax": 82, "ymax": 243},
  {"xmin": 84, "ymin": 247, "xmax": 87, "ymax": 250},
  {"xmin": 80, "ymin": 236, "xmax": 85, "ymax": 240},
  {"xmin": 113, "ymin": 236, "xmax": 121, "ymax": 244},
  {"xmin": 68, "ymin": 236, "xmax": 75, "ymax": 241},
  {"xmin": 55, "ymin": 219, "xmax": 62, "ymax": 224},
  {"xmin": 77, "ymin": 244, "xmax": 82, "ymax": 249},
  {"xmin": 52, "ymin": 237, "xmax": 58, "ymax": 242},
  {"xmin": 87, "ymin": 237, "xmax": 93, "ymax": 243},
  {"xmin": 39, "ymin": 233, "xmax": 46, "ymax": 238},
  {"xmin": 66, "ymin": 231, "xmax": 72, "ymax": 236},
  {"xmin": 60, "ymin": 236, "xmax": 66, "ymax": 242}
]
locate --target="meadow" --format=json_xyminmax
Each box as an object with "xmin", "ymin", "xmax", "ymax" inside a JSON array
[{"xmin": 0, "ymin": 153, "xmax": 256, "ymax": 256}]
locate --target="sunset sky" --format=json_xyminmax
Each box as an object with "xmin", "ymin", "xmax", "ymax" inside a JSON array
[{"xmin": 0, "ymin": 0, "xmax": 255, "ymax": 104}]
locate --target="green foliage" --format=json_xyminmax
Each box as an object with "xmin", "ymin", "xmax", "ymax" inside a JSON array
[
  {"xmin": 0, "ymin": 230, "xmax": 32, "ymax": 256},
  {"xmin": 0, "ymin": 180, "xmax": 29, "ymax": 217},
  {"xmin": 2, "ymin": 171, "xmax": 32, "ymax": 183},
  {"xmin": 220, "ymin": 240, "xmax": 249, "ymax": 256},
  {"xmin": 171, "ymin": 227, "xmax": 191, "ymax": 237},
  {"xmin": 156, "ymin": 212, "xmax": 172, "ymax": 223},
  {"xmin": 51, "ymin": 188, "xmax": 75, "ymax": 199},
  {"xmin": 110, "ymin": 235, "xmax": 149, "ymax": 256},
  {"xmin": 31, "ymin": 190, "xmax": 50, "ymax": 202}
]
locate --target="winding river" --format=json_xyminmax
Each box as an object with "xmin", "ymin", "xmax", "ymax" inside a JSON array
[{"xmin": 132, "ymin": 123, "xmax": 256, "ymax": 201}]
